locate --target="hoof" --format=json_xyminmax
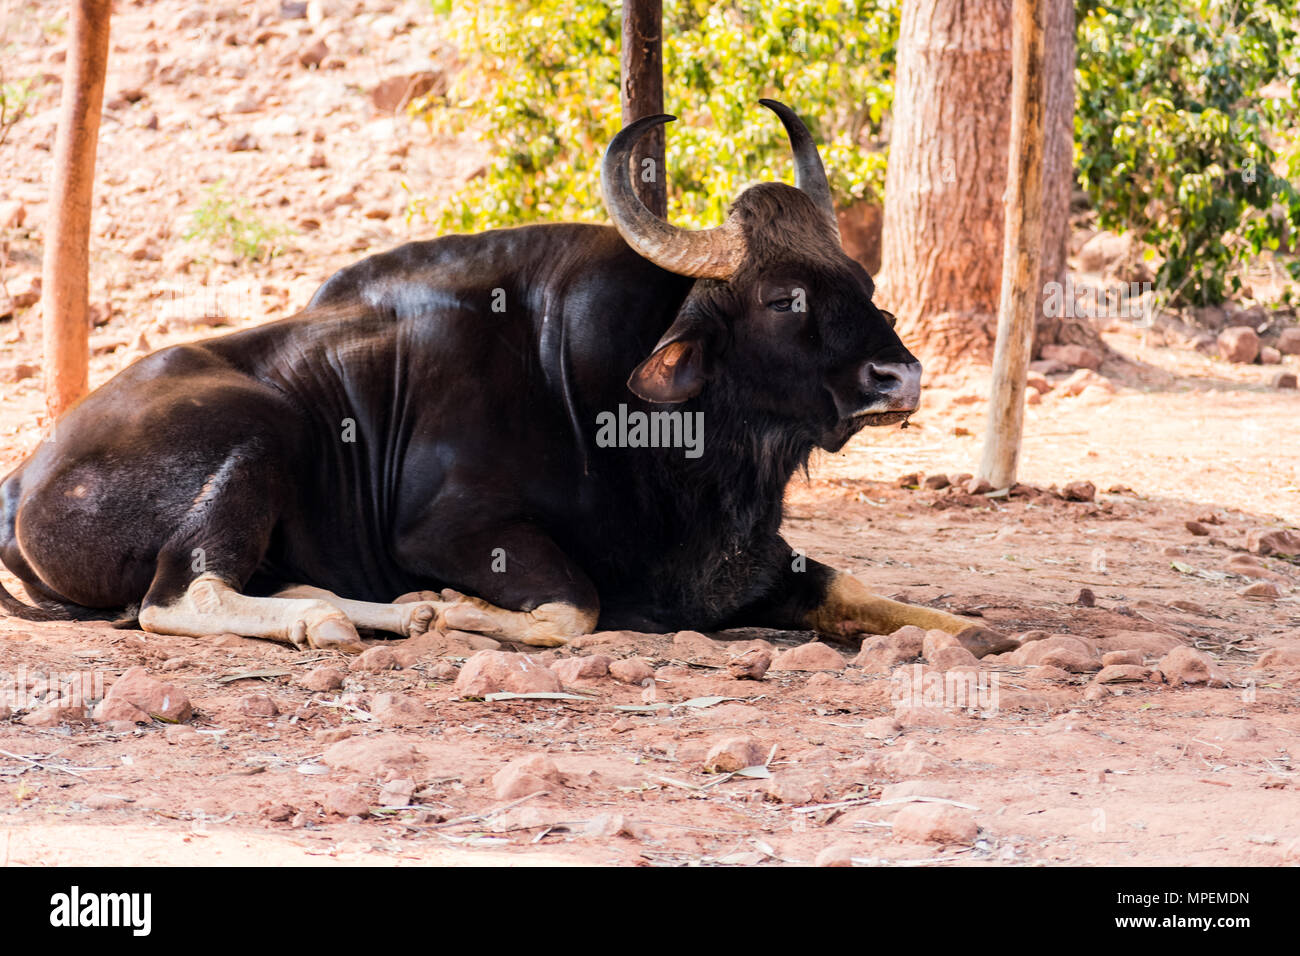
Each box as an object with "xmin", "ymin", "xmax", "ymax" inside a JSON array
[
  {"xmin": 954, "ymin": 625, "xmax": 1017, "ymax": 659},
  {"xmin": 403, "ymin": 602, "xmax": 439, "ymax": 637},
  {"xmin": 291, "ymin": 607, "xmax": 365, "ymax": 654}
]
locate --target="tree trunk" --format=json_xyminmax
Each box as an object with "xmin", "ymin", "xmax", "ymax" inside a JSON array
[
  {"xmin": 41, "ymin": 0, "xmax": 111, "ymax": 420},
  {"xmin": 620, "ymin": 0, "xmax": 666, "ymax": 218},
  {"xmin": 878, "ymin": 0, "xmax": 1097, "ymax": 372},
  {"xmin": 979, "ymin": 0, "xmax": 1046, "ymax": 489},
  {"xmin": 1033, "ymin": 0, "xmax": 1102, "ymax": 355}
]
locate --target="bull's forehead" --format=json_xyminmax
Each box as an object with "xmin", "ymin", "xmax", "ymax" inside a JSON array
[{"xmin": 730, "ymin": 182, "xmax": 847, "ymax": 270}]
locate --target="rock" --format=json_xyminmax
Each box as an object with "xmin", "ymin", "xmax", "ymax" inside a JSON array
[
  {"xmin": 814, "ymin": 844, "xmax": 856, "ymax": 867},
  {"xmin": 549, "ymin": 654, "xmax": 611, "ymax": 683},
  {"xmin": 0, "ymin": 363, "xmax": 38, "ymax": 384},
  {"xmin": 21, "ymin": 703, "xmax": 88, "ymax": 727},
  {"xmin": 764, "ymin": 773, "xmax": 828, "ymax": 805},
  {"xmin": 298, "ymin": 37, "xmax": 329, "ymax": 67},
  {"xmin": 164, "ymin": 724, "xmax": 199, "ymax": 744},
  {"xmin": 878, "ymin": 741, "xmax": 945, "ymax": 775},
  {"xmin": 1217, "ymin": 326, "xmax": 1260, "ymax": 364},
  {"xmin": 1260, "ymin": 346, "xmax": 1282, "ymax": 365},
  {"xmin": 492, "ymin": 754, "xmax": 562, "ymax": 800},
  {"xmin": 351, "ymin": 646, "xmax": 400, "ymax": 672},
  {"xmin": 93, "ymin": 698, "xmax": 151, "ymax": 724},
  {"xmin": 770, "ymin": 642, "xmax": 844, "ymax": 672},
  {"xmin": 1062, "ymin": 480, "xmax": 1097, "ymax": 502},
  {"xmin": 0, "ymin": 704, "xmax": 11, "ymax": 721},
  {"xmin": 378, "ymin": 778, "xmax": 415, "ymax": 808},
  {"xmin": 453, "ymin": 650, "xmax": 562, "ymax": 697},
  {"xmin": 1097, "ymin": 630, "xmax": 1183, "ymax": 656},
  {"xmin": 1025, "ymin": 370, "xmax": 1052, "ymax": 394},
  {"xmin": 126, "ymin": 235, "xmax": 161, "ymax": 261},
  {"xmin": 1058, "ymin": 368, "xmax": 1113, "ymax": 397},
  {"xmin": 371, "ymin": 692, "xmax": 425, "ymax": 725},
  {"xmin": 8, "ymin": 274, "xmax": 41, "ymax": 309},
  {"xmin": 426, "ymin": 660, "xmax": 459, "ymax": 681},
  {"xmin": 1029, "ymin": 358, "xmax": 1070, "ymax": 375},
  {"xmin": 1094, "ymin": 664, "xmax": 1151, "ymax": 684},
  {"xmin": 325, "ymin": 784, "xmax": 370, "ymax": 818},
  {"xmin": 965, "ymin": 477, "xmax": 994, "ymax": 495},
  {"xmin": 1226, "ymin": 554, "xmax": 1287, "ymax": 582},
  {"xmin": 1101, "ymin": 650, "xmax": 1143, "ymax": 666},
  {"xmin": 1273, "ymin": 370, "xmax": 1298, "ymax": 389},
  {"xmin": 1077, "ymin": 230, "xmax": 1131, "ymax": 274},
  {"xmin": 892, "ymin": 804, "xmax": 978, "ymax": 845},
  {"xmin": 1246, "ymin": 528, "xmax": 1300, "ymax": 556},
  {"xmin": 929, "ymin": 646, "xmax": 979, "ymax": 671},
  {"xmin": 1073, "ymin": 587, "xmax": 1096, "ymax": 606},
  {"xmin": 895, "ymin": 472, "xmax": 921, "ymax": 488},
  {"xmin": 94, "ymin": 666, "xmax": 192, "ymax": 723},
  {"xmin": 322, "ymin": 736, "xmax": 424, "ymax": 774},
  {"xmin": 703, "ymin": 736, "xmax": 766, "ymax": 773},
  {"xmin": 1277, "ymin": 327, "xmax": 1300, "ymax": 355},
  {"xmin": 1157, "ymin": 646, "xmax": 1223, "ymax": 686},
  {"xmin": 862, "ymin": 715, "xmax": 901, "ymax": 739},
  {"xmin": 1254, "ymin": 648, "xmax": 1300, "ymax": 671},
  {"xmin": 0, "ymin": 200, "xmax": 26, "ymax": 229},
  {"xmin": 922, "ymin": 474, "xmax": 950, "ymax": 490},
  {"xmin": 1008, "ymin": 634, "xmax": 1100, "ymax": 672},
  {"xmin": 1238, "ymin": 581, "xmax": 1282, "ymax": 600},
  {"xmin": 240, "ymin": 694, "xmax": 279, "ymax": 717},
  {"xmin": 1185, "ymin": 520, "xmax": 1211, "ymax": 536},
  {"xmin": 952, "ymin": 626, "xmax": 1019, "ymax": 658},
  {"xmin": 301, "ymin": 666, "xmax": 345, "ymax": 691},
  {"xmin": 583, "ymin": 813, "xmax": 645, "ymax": 840},
  {"xmin": 852, "ymin": 626, "xmax": 925, "ymax": 673},
  {"xmin": 1041, "ymin": 343, "xmax": 1103, "ymax": 371},
  {"xmin": 608, "ymin": 657, "xmax": 655, "ymax": 684},
  {"xmin": 371, "ymin": 70, "xmax": 443, "ymax": 112},
  {"xmin": 726, "ymin": 647, "xmax": 771, "ymax": 680},
  {"xmin": 922, "ymin": 629, "xmax": 959, "ymax": 659},
  {"xmin": 265, "ymin": 803, "xmax": 295, "ymax": 822}
]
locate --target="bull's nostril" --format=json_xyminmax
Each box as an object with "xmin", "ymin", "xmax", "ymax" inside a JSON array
[{"xmin": 867, "ymin": 363, "xmax": 903, "ymax": 391}]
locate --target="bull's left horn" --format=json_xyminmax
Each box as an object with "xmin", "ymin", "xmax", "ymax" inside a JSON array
[
  {"xmin": 600, "ymin": 114, "xmax": 746, "ymax": 280},
  {"xmin": 759, "ymin": 99, "xmax": 840, "ymax": 239}
]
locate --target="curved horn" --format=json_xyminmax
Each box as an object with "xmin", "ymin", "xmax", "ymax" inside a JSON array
[
  {"xmin": 758, "ymin": 99, "xmax": 839, "ymax": 237},
  {"xmin": 600, "ymin": 114, "xmax": 745, "ymax": 280}
]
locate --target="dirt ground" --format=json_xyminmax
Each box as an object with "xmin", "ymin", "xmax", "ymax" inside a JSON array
[{"xmin": 1, "ymin": 0, "xmax": 1298, "ymax": 867}]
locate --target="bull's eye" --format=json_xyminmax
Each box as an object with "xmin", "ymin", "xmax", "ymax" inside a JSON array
[{"xmin": 768, "ymin": 297, "xmax": 794, "ymax": 313}]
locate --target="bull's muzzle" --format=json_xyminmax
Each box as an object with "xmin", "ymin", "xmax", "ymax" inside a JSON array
[{"xmin": 859, "ymin": 360, "xmax": 922, "ymax": 416}]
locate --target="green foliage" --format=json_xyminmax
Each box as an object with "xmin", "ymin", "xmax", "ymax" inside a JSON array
[
  {"xmin": 417, "ymin": 0, "xmax": 897, "ymax": 232},
  {"xmin": 1076, "ymin": 0, "xmax": 1300, "ymax": 304},
  {"xmin": 184, "ymin": 182, "xmax": 291, "ymax": 263},
  {"xmin": 0, "ymin": 73, "xmax": 40, "ymax": 148}
]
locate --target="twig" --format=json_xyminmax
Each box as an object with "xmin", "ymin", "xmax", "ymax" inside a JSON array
[{"xmin": 432, "ymin": 789, "xmax": 548, "ymax": 830}]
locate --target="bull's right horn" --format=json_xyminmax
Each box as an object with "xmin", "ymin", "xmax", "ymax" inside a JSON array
[{"xmin": 600, "ymin": 114, "xmax": 746, "ymax": 280}]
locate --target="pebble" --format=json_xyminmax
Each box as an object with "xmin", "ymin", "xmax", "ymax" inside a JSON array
[
  {"xmin": 608, "ymin": 657, "xmax": 655, "ymax": 684},
  {"xmin": 1156, "ymin": 646, "xmax": 1224, "ymax": 686},
  {"xmin": 240, "ymin": 693, "xmax": 280, "ymax": 717},
  {"xmin": 928, "ymin": 646, "xmax": 979, "ymax": 671},
  {"xmin": 325, "ymin": 784, "xmax": 370, "ymax": 818},
  {"xmin": 1041, "ymin": 343, "xmax": 1103, "ymax": 371},
  {"xmin": 1185, "ymin": 520, "xmax": 1211, "ymax": 536},
  {"xmin": 726, "ymin": 647, "xmax": 771, "ymax": 680},
  {"xmin": 492, "ymin": 754, "xmax": 563, "ymax": 800},
  {"xmin": 164, "ymin": 724, "xmax": 200, "ymax": 744},
  {"xmin": 1217, "ymin": 325, "xmax": 1260, "ymax": 364},
  {"xmin": 770, "ymin": 642, "xmax": 844, "ymax": 672},
  {"xmin": 1246, "ymin": 528, "xmax": 1300, "ymax": 556},
  {"xmin": 921, "ymin": 629, "xmax": 959, "ymax": 659},
  {"xmin": 453, "ymin": 650, "xmax": 562, "ymax": 696},
  {"xmin": 21, "ymin": 703, "xmax": 88, "ymax": 727},
  {"xmin": 1238, "ymin": 581, "xmax": 1282, "ymax": 600},
  {"xmin": 322, "ymin": 736, "xmax": 424, "ymax": 775},
  {"xmin": 1101, "ymin": 650, "xmax": 1143, "ymax": 667},
  {"xmin": 852, "ymin": 626, "xmax": 925, "ymax": 673},
  {"xmin": 370, "ymin": 692, "xmax": 425, "ymax": 725},
  {"xmin": 301, "ymin": 666, "xmax": 346, "ymax": 691},
  {"xmin": 764, "ymin": 773, "xmax": 828, "ymax": 805},
  {"xmin": 892, "ymin": 804, "xmax": 978, "ymax": 844},
  {"xmin": 703, "ymin": 736, "xmax": 766, "ymax": 773},
  {"xmin": 351, "ymin": 646, "xmax": 400, "ymax": 672},
  {"xmin": 1062, "ymin": 480, "xmax": 1097, "ymax": 502},
  {"xmin": 93, "ymin": 667, "xmax": 192, "ymax": 723},
  {"xmin": 814, "ymin": 843, "xmax": 857, "ymax": 867},
  {"xmin": 1093, "ymin": 664, "xmax": 1151, "ymax": 684},
  {"xmin": 550, "ymin": 654, "xmax": 611, "ymax": 682}
]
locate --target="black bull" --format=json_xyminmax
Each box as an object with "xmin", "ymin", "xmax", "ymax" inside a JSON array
[{"xmin": 1, "ymin": 102, "xmax": 1010, "ymax": 657}]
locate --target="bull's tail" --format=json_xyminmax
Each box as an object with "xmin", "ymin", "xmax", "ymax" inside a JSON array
[{"xmin": 0, "ymin": 577, "xmax": 134, "ymax": 625}]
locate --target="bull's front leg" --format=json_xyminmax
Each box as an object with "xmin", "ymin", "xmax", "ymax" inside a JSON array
[
  {"xmin": 734, "ymin": 556, "xmax": 1016, "ymax": 658},
  {"xmin": 392, "ymin": 512, "xmax": 599, "ymax": 648}
]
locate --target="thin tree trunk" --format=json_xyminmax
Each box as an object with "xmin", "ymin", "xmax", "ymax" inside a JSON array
[
  {"xmin": 621, "ymin": 0, "xmax": 666, "ymax": 218},
  {"xmin": 41, "ymin": 0, "xmax": 111, "ymax": 420},
  {"xmin": 980, "ymin": 0, "xmax": 1046, "ymax": 489}
]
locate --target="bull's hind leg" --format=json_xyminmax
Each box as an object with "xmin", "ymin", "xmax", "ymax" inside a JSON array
[{"xmin": 140, "ymin": 574, "xmax": 364, "ymax": 653}]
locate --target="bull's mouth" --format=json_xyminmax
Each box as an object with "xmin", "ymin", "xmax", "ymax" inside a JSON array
[{"xmin": 852, "ymin": 409, "xmax": 914, "ymax": 427}]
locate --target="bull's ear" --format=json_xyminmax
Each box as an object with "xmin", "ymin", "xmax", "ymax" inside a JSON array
[{"xmin": 628, "ymin": 338, "xmax": 708, "ymax": 403}]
